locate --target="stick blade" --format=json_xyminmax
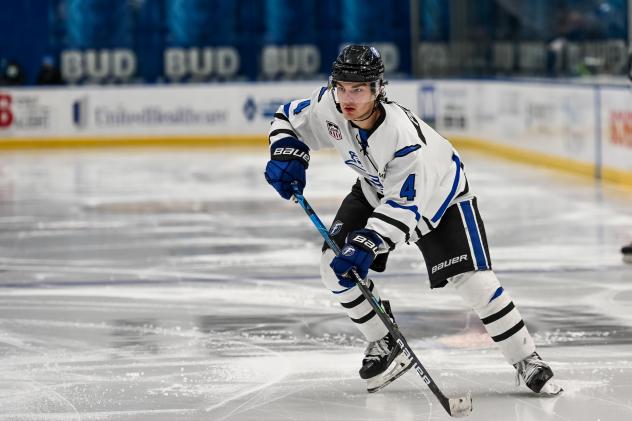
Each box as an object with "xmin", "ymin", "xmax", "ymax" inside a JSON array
[{"xmin": 448, "ymin": 392, "xmax": 472, "ymax": 417}]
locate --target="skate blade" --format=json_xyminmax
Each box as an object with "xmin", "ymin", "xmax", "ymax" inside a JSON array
[
  {"xmin": 366, "ymin": 355, "xmax": 413, "ymax": 393},
  {"xmin": 539, "ymin": 381, "xmax": 563, "ymax": 396}
]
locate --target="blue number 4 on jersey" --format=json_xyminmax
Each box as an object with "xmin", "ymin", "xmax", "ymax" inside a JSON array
[{"xmin": 400, "ymin": 174, "xmax": 416, "ymax": 200}]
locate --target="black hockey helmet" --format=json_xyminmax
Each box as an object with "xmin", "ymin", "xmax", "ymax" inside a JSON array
[
  {"xmin": 330, "ymin": 44, "xmax": 385, "ymax": 83},
  {"xmin": 330, "ymin": 44, "xmax": 387, "ymax": 106}
]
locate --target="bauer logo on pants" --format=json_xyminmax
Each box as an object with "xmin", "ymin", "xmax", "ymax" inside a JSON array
[{"xmin": 431, "ymin": 254, "xmax": 468, "ymax": 274}]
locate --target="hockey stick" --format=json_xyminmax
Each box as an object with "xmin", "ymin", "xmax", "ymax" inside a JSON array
[{"xmin": 292, "ymin": 187, "xmax": 472, "ymax": 417}]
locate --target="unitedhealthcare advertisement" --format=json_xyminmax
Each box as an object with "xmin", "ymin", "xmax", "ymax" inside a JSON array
[{"xmin": 0, "ymin": 83, "xmax": 321, "ymax": 138}]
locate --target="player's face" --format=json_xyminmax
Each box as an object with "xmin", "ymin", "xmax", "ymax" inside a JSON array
[{"xmin": 333, "ymin": 81, "xmax": 376, "ymax": 120}]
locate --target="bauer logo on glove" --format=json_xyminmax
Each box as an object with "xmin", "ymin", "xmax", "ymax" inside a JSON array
[
  {"xmin": 331, "ymin": 229, "xmax": 384, "ymax": 286},
  {"xmin": 350, "ymin": 234, "xmax": 380, "ymax": 255},
  {"xmin": 264, "ymin": 137, "xmax": 310, "ymax": 200},
  {"xmin": 271, "ymin": 147, "xmax": 310, "ymax": 166}
]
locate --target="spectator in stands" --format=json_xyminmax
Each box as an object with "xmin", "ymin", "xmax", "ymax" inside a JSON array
[
  {"xmin": 0, "ymin": 59, "xmax": 25, "ymax": 86},
  {"xmin": 36, "ymin": 56, "xmax": 64, "ymax": 85}
]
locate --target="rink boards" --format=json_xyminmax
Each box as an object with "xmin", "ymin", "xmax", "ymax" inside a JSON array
[{"xmin": 0, "ymin": 80, "xmax": 630, "ymax": 185}]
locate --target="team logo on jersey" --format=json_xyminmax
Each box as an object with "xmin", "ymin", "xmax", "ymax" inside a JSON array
[
  {"xmin": 330, "ymin": 220, "xmax": 344, "ymax": 236},
  {"xmin": 344, "ymin": 151, "xmax": 384, "ymax": 193},
  {"xmin": 365, "ymin": 175, "xmax": 384, "ymax": 193},
  {"xmin": 327, "ymin": 120, "xmax": 342, "ymax": 140},
  {"xmin": 344, "ymin": 151, "xmax": 365, "ymax": 172}
]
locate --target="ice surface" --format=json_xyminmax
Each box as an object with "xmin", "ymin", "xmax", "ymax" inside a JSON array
[{"xmin": 0, "ymin": 148, "xmax": 631, "ymax": 420}]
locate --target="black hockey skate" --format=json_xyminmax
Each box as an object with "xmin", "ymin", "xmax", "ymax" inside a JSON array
[
  {"xmin": 622, "ymin": 243, "xmax": 632, "ymax": 263},
  {"xmin": 514, "ymin": 352, "xmax": 563, "ymax": 396},
  {"xmin": 359, "ymin": 301, "xmax": 412, "ymax": 393}
]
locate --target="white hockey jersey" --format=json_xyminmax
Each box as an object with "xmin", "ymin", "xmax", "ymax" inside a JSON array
[{"xmin": 269, "ymin": 86, "xmax": 469, "ymax": 248}]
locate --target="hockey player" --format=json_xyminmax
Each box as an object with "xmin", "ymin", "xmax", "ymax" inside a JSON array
[{"xmin": 264, "ymin": 44, "xmax": 562, "ymax": 395}]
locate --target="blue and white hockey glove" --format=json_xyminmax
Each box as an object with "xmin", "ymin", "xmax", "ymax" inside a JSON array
[
  {"xmin": 264, "ymin": 137, "xmax": 310, "ymax": 200},
  {"xmin": 330, "ymin": 229, "xmax": 383, "ymax": 288}
]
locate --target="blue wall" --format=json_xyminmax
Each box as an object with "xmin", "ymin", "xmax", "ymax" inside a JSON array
[
  {"xmin": 1, "ymin": 0, "xmax": 628, "ymax": 85},
  {"xmin": 0, "ymin": 1, "xmax": 50, "ymax": 84}
]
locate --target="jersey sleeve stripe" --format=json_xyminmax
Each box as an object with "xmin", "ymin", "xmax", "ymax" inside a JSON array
[
  {"xmin": 394, "ymin": 144, "xmax": 421, "ymax": 158},
  {"xmin": 371, "ymin": 212, "xmax": 410, "ymax": 241},
  {"xmin": 293, "ymin": 99, "xmax": 311, "ymax": 114},
  {"xmin": 274, "ymin": 112, "xmax": 290, "ymax": 122},
  {"xmin": 269, "ymin": 128, "xmax": 299, "ymax": 140},
  {"xmin": 283, "ymin": 102, "xmax": 291, "ymax": 117},
  {"xmin": 317, "ymin": 86, "xmax": 327, "ymax": 102},
  {"xmin": 431, "ymin": 153, "xmax": 462, "ymax": 223},
  {"xmin": 385, "ymin": 199, "xmax": 421, "ymax": 222}
]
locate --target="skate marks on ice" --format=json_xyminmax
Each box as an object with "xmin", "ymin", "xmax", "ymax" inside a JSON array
[
  {"xmin": 0, "ymin": 285, "xmax": 415, "ymax": 421},
  {"xmin": 0, "ymin": 150, "xmax": 631, "ymax": 420},
  {"xmin": 2, "ymin": 278, "xmax": 631, "ymax": 421}
]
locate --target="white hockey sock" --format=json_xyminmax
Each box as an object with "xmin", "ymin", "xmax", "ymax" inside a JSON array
[
  {"xmin": 320, "ymin": 250, "xmax": 388, "ymax": 342},
  {"xmin": 449, "ymin": 270, "xmax": 535, "ymax": 365}
]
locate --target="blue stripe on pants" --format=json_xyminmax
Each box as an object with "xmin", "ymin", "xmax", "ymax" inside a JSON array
[{"xmin": 460, "ymin": 200, "xmax": 488, "ymax": 270}]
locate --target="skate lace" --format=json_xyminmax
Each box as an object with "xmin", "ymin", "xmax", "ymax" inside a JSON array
[
  {"xmin": 363, "ymin": 337, "xmax": 391, "ymax": 362},
  {"xmin": 514, "ymin": 354, "xmax": 547, "ymax": 387}
]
